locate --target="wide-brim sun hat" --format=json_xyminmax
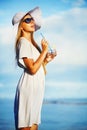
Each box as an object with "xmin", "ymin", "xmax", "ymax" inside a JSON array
[{"xmin": 12, "ymin": 6, "xmax": 42, "ymax": 31}]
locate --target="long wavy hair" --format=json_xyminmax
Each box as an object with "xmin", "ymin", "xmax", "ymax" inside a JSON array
[{"xmin": 15, "ymin": 16, "xmax": 46, "ymax": 74}]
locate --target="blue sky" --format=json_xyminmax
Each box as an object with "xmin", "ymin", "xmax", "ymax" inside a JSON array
[{"xmin": 0, "ymin": 0, "xmax": 87, "ymax": 99}]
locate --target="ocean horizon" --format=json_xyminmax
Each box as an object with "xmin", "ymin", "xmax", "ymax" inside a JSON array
[{"xmin": 0, "ymin": 98, "xmax": 87, "ymax": 130}]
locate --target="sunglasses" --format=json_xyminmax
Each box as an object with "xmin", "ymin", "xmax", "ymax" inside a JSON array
[{"xmin": 23, "ymin": 18, "xmax": 34, "ymax": 23}]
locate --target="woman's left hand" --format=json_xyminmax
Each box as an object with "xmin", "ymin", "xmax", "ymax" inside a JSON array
[{"xmin": 44, "ymin": 50, "xmax": 57, "ymax": 64}]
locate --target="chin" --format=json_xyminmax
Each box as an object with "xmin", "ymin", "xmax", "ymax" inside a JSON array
[
  {"xmin": 30, "ymin": 28, "xmax": 35, "ymax": 32},
  {"xmin": 31, "ymin": 30, "xmax": 35, "ymax": 33},
  {"xmin": 28, "ymin": 29, "xmax": 35, "ymax": 33}
]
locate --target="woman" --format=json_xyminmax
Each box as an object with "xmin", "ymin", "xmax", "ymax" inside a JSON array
[{"xmin": 12, "ymin": 7, "xmax": 57, "ymax": 130}]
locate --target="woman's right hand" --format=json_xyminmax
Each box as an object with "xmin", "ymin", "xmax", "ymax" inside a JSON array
[{"xmin": 41, "ymin": 39, "xmax": 48, "ymax": 53}]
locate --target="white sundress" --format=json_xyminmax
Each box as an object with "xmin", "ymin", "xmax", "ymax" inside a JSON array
[{"xmin": 14, "ymin": 37, "xmax": 45, "ymax": 129}]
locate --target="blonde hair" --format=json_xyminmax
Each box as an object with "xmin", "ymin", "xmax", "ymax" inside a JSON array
[
  {"xmin": 15, "ymin": 22, "xmax": 22, "ymax": 59},
  {"xmin": 15, "ymin": 18, "xmax": 47, "ymax": 74}
]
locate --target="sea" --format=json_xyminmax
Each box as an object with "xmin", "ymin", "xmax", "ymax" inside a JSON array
[{"xmin": 0, "ymin": 98, "xmax": 87, "ymax": 130}]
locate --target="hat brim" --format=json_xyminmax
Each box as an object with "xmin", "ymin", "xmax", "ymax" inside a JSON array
[{"xmin": 12, "ymin": 7, "xmax": 42, "ymax": 31}]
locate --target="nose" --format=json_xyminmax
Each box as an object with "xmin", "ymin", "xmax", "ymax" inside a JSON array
[{"xmin": 31, "ymin": 19, "xmax": 35, "ymax": 24}]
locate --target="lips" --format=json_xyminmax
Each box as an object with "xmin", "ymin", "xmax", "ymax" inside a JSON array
[{"xmin": 30, "ymin": 24, "xmax": 35, "ymax": 28}]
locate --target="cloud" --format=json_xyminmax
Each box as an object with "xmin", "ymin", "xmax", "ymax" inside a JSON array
[
  {"xmin": 46, "ymin": 81, "xmax": 87, "ymax": 88},
  {"xmin": 72, "ymin": 0, "xmax": 85, "ymax": 7},
  {"xmin": 42, "ymin": 7, "xmax": 87, "ymax": 65},
  {"xmin": 0, "ymin": 26, "xmax": 12, "ymax": 44},
  {"xmin": 45, "ymin": 81, "xmax": 87, "ymax": 98},
  {"xmin": 62, "ymin": 0, "xmax": 85, "ymax": 7},
  {"xmin": 0, "ymin": 82, "xmax": 17, "ymax": 99},
  {"xmin": 0, "ymin": 9, "xmax": 5, "ymax": 16},
  {"xmin": 0, "ymin": 81, "xmax": 87, "ymax": 99},
  {"xmin": 0, "ymin": 83, "xmax": 4, "ymax": 87},
  {"xmin": 0, "ymin": 24, "xmax": 18, "ymax": 44},
  {"xmin": 0, "ymin": 93, "xmax": 15, "ymax": 99}
]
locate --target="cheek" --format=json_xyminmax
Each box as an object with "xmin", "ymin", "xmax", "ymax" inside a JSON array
[
  {"xmin": 24, "ymin": 25, "xmax": 30, "ymax": 31},
  {"xmin": 21, "ymin": 23, "xmax": 30, "ymax": 30},
  {"xmin": 21, "ymin": 22, "xmax": 35, "ymax": 32}
]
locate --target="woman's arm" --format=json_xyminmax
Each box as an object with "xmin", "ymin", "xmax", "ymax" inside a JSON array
[{"xmin": 23, "ymin": 39, "xmax": 48, "ymax": 75}]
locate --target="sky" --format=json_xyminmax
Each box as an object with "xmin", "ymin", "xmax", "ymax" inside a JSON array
[{"xmin": 0, "ymin": 0, "xmax": 87, "ymax": 99}]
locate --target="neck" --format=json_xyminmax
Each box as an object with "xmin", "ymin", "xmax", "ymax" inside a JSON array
[{"xmin": 22, "ymin": 31, "xmax": 33, "ymax": 43}]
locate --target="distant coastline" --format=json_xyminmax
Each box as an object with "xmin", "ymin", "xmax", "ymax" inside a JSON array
[{"xmin": 43, "ymin": 98, "xmax": 87, "ymax": 105}]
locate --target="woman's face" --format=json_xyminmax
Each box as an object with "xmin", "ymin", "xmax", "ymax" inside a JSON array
[{"xmin": 21, "ymin": 14, "xmax": 35, "ymax": 32}]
